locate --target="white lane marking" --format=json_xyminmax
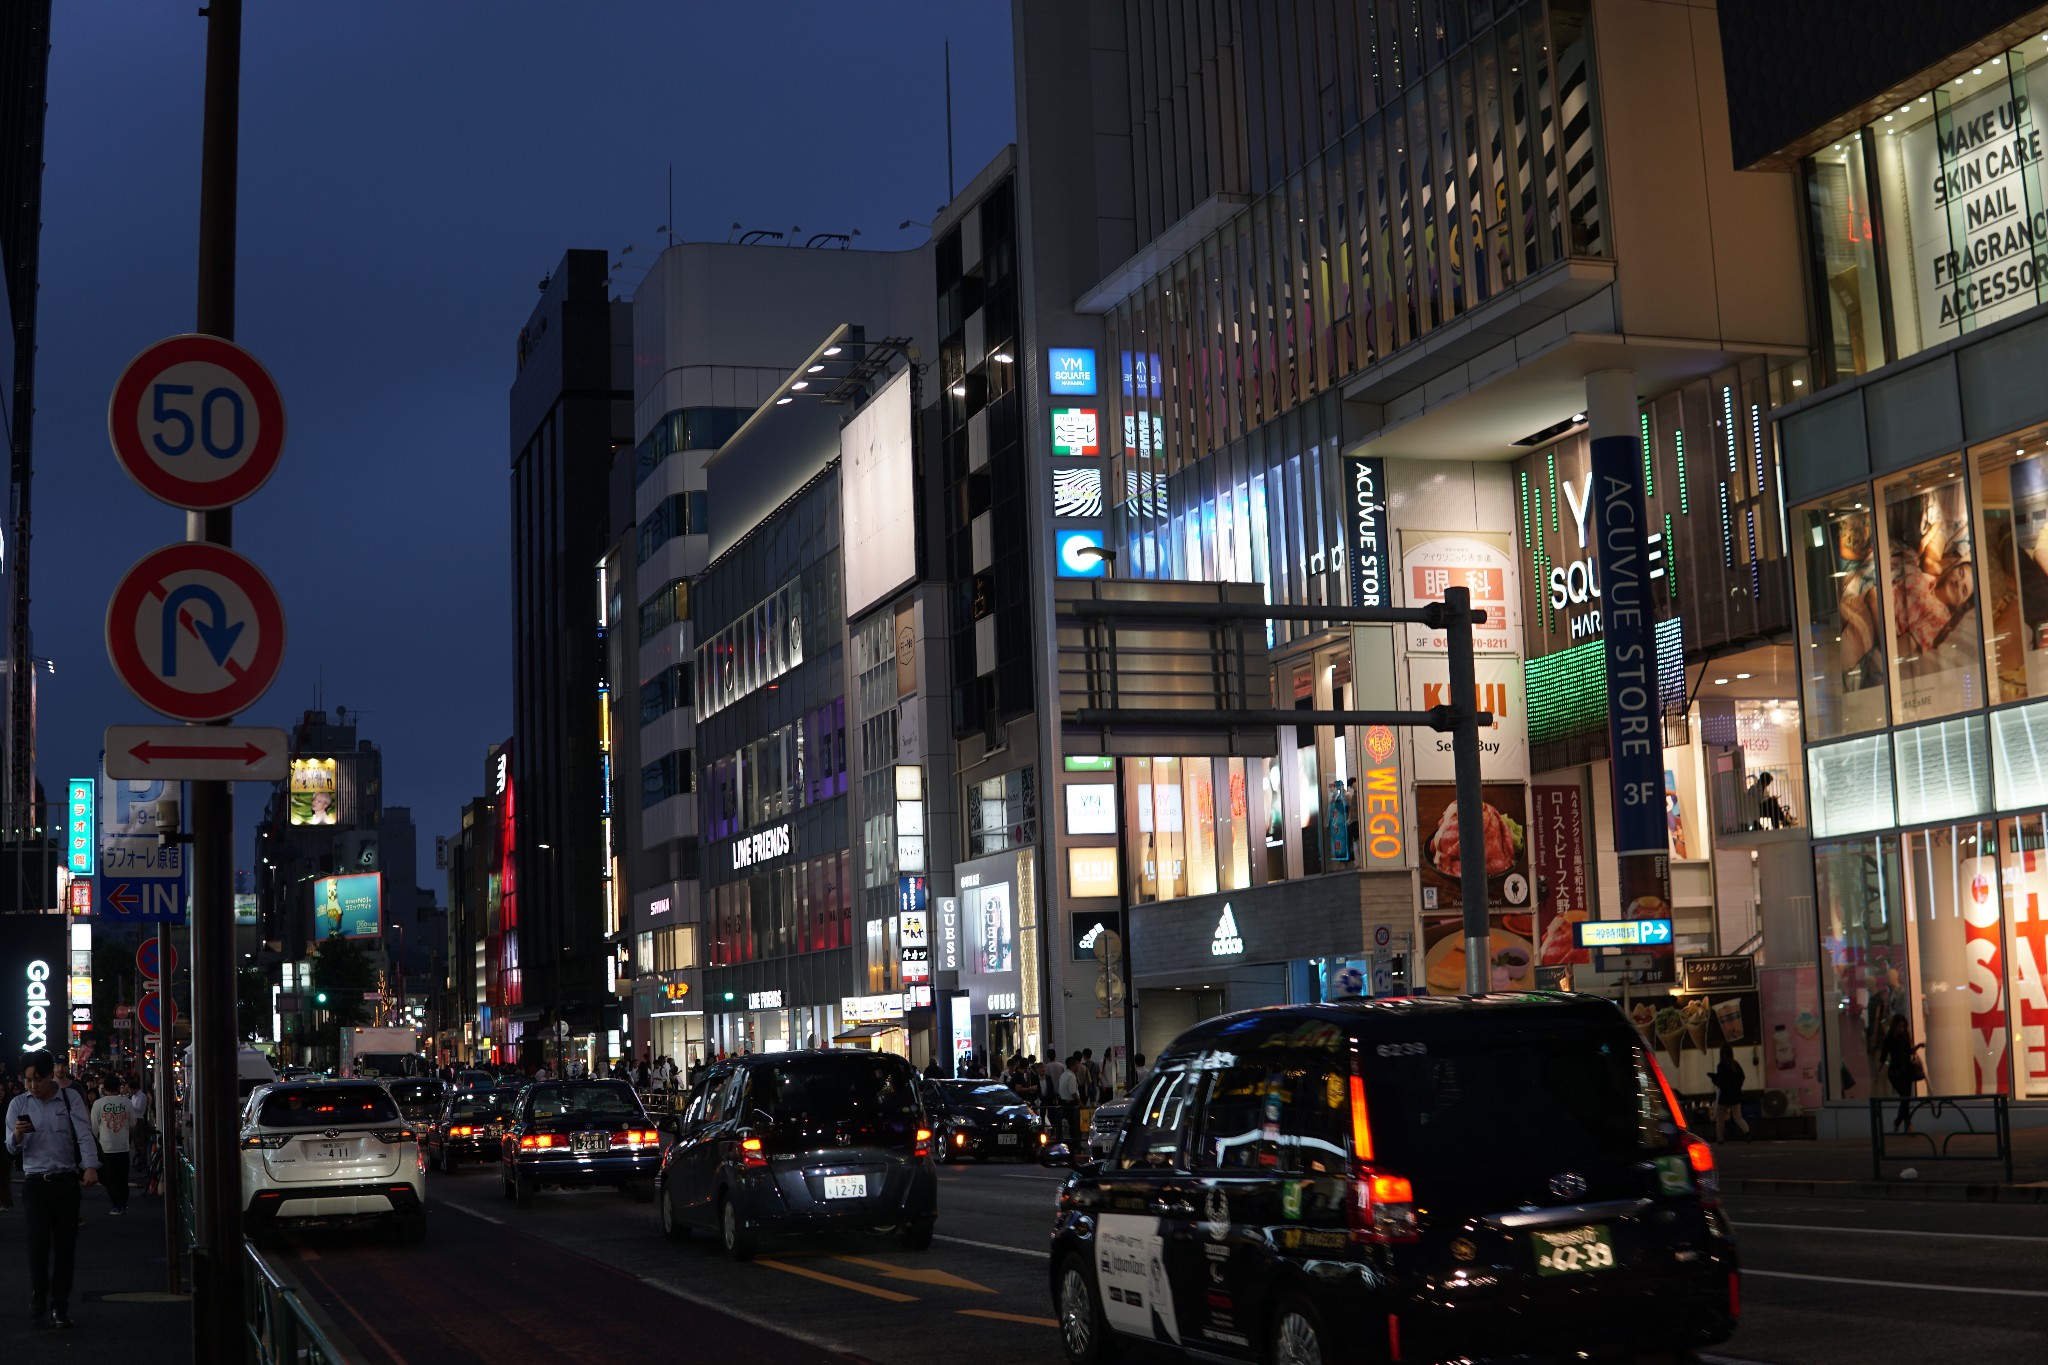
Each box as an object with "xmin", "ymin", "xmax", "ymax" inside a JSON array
[
  {"xmin": 442, "ymin": 1202, "xmax": 506, "ymax": 1226},
  {"xmin": 1737, "ymin": 1220, "xmax": 2048, "ymax": 1245},
  {"xmin": 934, "ymin": 1233, "xmax": 1043, "ymax": 1259},
  {"xmin": 638, "ymin": 1274, "xmax": 861, "ymax": 1355},
  {"xmin": 1745, "ymin": 1268, "xmax": 2048, "ymax": 1298}
]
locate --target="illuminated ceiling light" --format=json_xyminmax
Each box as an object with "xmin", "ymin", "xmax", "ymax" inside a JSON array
[
  {"xmin": 807, "ymin": 364, "xmax": 825, "ymax": 373},
  {"xmin": 790, "ymin": 380, "xmax": 809, "ymax": 390},
  {"xmin": 1792, "ymin": 379, "xmax": 1805, "ymax": 387},
  {"xmin": 1993, "ymin": 57, "xmax": 2002, "ymax": 65},
  {"xmin": 1974, "ymin": 66, "xmax": 1985, "ymax": 74},
  {"xmin": 775, "ymin": 395, "xmax": 793, "ymax": 405},
  {"xmin": 822, "ymin": 345, "xmax": 842, "ymax": 356},
  {"xmin": 1572, "ymin": 411, "xmax": 1586, "ymax": 423},
  {"xmin": 992, "ymin": 351, "xmax": 1014, "ymax": 364},
  {"xmin": 1736, "ymin": 672, "xmax": 1752, "ymax": 680},
  {"xmin": 950, "ymin": 383, "xmax": 967, "ymax": 397},
  {"xmin": 1884, "ymin": 115, "xmax": 1894, "ymax": 122},
  {"xmin": 1712, "ymin": 678, "xmax": 1729, "ymax": 686}
]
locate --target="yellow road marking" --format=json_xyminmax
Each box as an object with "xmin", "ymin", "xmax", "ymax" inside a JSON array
[
  {"xmin": 757, "ymin": 1257, "xmax": 919, "ymax": 1303},
  {"xmin": 831, "ymin": 1255, "xmax": 997, "ymax": 1293},
  {"xmin": 959, "ymin": 1308, "xmax": 1058, "ymax": 1328}
]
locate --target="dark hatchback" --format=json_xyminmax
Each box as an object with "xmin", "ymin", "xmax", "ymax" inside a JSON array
[
  {"xmin": 425, "ymin": 1089, "xmax": 519, "ymax": 1172},
  {"xmin": 500, "ymin": 1081, "xmax": 661, "ymax": 1205},
  {"xmin": 386, "ymin": 1077, "xmax": 450, "ymax": 1126},
  {"xmin": 922, "ymin": 1079, "xmax": 1052, "ymax": 1162},
  {"xmin": 1050, "ymin": 995, "xmax": 1739, "ymax": 1365},
  {"xmin": 656, "ymin": 1049, "xmax": 937, "ymax": 1260}
]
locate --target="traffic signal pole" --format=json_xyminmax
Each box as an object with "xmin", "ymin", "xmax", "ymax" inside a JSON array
[{"xmin": 188, "ymin": 1, "xmax": 245, "ymax": 1356}]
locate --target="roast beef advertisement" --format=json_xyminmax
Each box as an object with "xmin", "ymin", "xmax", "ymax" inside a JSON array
[
  {"xmin": 1415, "ymin": 782, "xmax": 1529, "ymax": 914},
  {"xmin": 1531, "ymin": 783, "xmax": 1590, "ymax": 966}
]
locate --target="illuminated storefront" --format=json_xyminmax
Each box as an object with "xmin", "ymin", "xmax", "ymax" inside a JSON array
[{"xmin": 1787, "ymin": 402, "xmax": 2048, "ymax": 1105}]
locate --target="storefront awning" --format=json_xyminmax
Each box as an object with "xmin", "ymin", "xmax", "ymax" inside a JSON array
[{"xmin": 832, "ymin": 1024, "xmax": 899, "ymax": 1041}]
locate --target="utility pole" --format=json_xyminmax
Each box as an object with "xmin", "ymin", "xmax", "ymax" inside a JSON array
[{"xmin": 188, "ymin": 1, "xmax": 245, "ymax": 1356}]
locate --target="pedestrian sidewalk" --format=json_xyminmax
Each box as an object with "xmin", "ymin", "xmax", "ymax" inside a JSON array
[
  {"xmin": 0, "ymin": 1169, "xmax": 193, "ymax": 1358},
  {"xmin": 1715, "ymin": 1121, "xmax": 2048, "ymax": 1203}
]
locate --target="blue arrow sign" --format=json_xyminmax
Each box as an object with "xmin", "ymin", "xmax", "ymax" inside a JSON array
[
  {"xmin": 1639, "ymin": 919, "xmax": 1673, "ymax": 945},
  {"xmin": 160, "ymin": 583, "xmax": 244, "ymax": 677}
]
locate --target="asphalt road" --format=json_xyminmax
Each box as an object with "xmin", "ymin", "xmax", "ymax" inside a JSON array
[{"xmin": 252, "ymin": 1156, "xmax": 2048, "ymax": 1365}]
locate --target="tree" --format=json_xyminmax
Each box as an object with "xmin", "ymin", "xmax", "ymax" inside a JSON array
[{"xmin": 310, "ymin": 934, "xmax": 376, "ymax": 1056}]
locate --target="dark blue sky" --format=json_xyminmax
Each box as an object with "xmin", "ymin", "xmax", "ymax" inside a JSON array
[{"xmin": 34, "ymin": 2, "xmax": 1015, "ymax": 883}]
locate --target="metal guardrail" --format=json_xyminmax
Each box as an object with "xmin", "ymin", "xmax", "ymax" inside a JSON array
[
  {"xmin": 244, "ymin": 1242, "xmax": 351, "ymax": 1365},
  {"xmin": 1868, "ymin": 1094, "xmax": 2013, "ymax": 1182}
]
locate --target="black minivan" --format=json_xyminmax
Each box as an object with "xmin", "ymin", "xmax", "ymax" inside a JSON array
[
  {"xmin": 656, "ymin": 1049, "xmax": 937, "ymax": 1260},
  {"xmin": 1050, "ymin": 995, "xmax": 1739, "ymax": 1364}
]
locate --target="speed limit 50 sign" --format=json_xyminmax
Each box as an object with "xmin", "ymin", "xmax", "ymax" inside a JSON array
[{"xmin": 108, "ymin": 333, "xmax": 285, "ymax": 510}]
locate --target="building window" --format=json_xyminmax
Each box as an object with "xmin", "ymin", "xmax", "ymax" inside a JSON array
[
  {"xmin": 638, "ymin": 579, "xmax": 690, "ymax": 643},
  {"xmin": 653, "ymin": 924, "xmax": 698, "ymax": 972},
  {"xmin": 1875, "ymin": 453, "xmax": 1983, "ymax": 725},
  {"xmin": 966, "ymin": 768, "xmax": 1036, "ymax": 858},
  {"xmin": 1793, "ymin": 487, "xmax": 1890, "ymax": 741},
  {"xmin": 1968, "ymin": 421, "xmax": 2048, "ymax": 707},
  {"xmin": 634, "ymin": 406, "xmax": 751, "ymax": 485},
  {"xmin": 639, "ymin": 663, "xmax": 693, "ymax": 724},
  {"xmin": 636, "ymin": 491, "xmax": 709, "ymax": 565},
  {"xmin": 641, "ymin": 749, "xmax": 694, "ymax": 808},
  {"xmin": 1805, "ymin": 133, "xmax": 1888, "ymax": 379},
  {"xmin": 695, "ymin": 578, "xmax": 805, "ymax": 719}
]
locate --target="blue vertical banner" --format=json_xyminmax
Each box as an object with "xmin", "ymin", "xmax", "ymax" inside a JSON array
[
  {"xmin": 1588, "ymin": 433, "xmax": 1667, "ymax": 855},
  {"xmin": 1341, "ymin": 453, "xmax": 1389, "ymax": 609},
  {"xmin": 66, "ymin": 779, "xmax": 95, "ymax": 875}
]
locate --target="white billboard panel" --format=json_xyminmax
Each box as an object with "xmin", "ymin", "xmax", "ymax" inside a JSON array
[{"xmin": 841, "ymin": 367, "xmax": 917, "ymax": 618}]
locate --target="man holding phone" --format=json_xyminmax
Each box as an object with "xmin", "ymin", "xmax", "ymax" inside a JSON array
[{"xmin": 3, "ymin": 1050, "xmax": 101, "ymax": 1328}]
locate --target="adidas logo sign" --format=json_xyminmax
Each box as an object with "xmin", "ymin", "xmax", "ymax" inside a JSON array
[{"xmin": 1210, "ymin": 904, "xmax": 1245, "ymax": 957}]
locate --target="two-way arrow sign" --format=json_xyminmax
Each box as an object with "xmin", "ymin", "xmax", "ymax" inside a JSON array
[{"xmin": 105, "ymin": 723, "xmax": 289, "ymax": 782}]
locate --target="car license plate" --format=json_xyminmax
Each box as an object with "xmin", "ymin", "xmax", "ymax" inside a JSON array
[
  {"xmin": 312, "ymin": 1144, "xmax": 351, "ymax": 1162},
  {"xmin": 996, "ymin": 1133, "xmax": 1018, "ymax": 1145},
  {"xmin": 1531, "ymin": 1224, "xmax": 1616, "ymax": 1276},
  {"xmin": 822, "ymin": 1175, "xmax": 866, "ymax": 1200},
  {"xmin": 573, "ymin": 1133, "xmax": 607, "ymax": 1154}
]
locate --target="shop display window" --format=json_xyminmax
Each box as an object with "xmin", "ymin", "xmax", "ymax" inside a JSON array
[
  {"xmin": 1874, "ymin": 454, "xmax": 1984, "ymax": 724},
  {"xmin": 1793, "ymin": 488, "xmax": 1889, "ymax": 739},
  {"xmin": 1127, "ymin": 756, "xmax": 1256, "ymax": 905},
  {"xmin": 1814, "ymin": 835, "xmax": 1911, "ymax": 1101},
  {"xmin": 1805, "ymin": 132, "xmax": 1886, "ymax": 379},
  {"xmin": 1968, "ymin": 422, "xmax": 2048, "ymax": 704},
  {"xmin": 1899, "ymin": 822, "xmax": 2009, "ymax": 1096},
  {"xmin": 1712, "ymin": 699, "xmax": 1805, "ymax": 835},
  {"xmin": 1993, "ymin": 814, "xmax": 2048, "ymax": 1098}
]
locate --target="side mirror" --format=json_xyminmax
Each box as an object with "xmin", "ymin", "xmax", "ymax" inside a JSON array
[{"xmin": 662, "ymin": 1115, "xmax": 682, "ymax": 1136}]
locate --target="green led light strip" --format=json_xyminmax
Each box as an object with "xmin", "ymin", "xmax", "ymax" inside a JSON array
[
  {"xmin": 1640, "ymin": 413, "xmax": 1654, "ymax": 497},
  {"xmin": 1674, "ymin": 430, "xmax": 1689, "ymax": 515},
  {"xmin": 1524, "ymin": 617, "xmax": 1686, "ymax": 744}
]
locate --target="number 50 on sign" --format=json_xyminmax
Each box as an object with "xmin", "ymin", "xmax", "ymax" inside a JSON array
[{"xmin": 108, "ymin": 334, "xmax": 286, "ymax": 511}]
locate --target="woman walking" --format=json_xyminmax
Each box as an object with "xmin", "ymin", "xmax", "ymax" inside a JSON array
[{"xmin": 1880, "ymin": 1015, "xmax": 1926, "ymax": 1134}]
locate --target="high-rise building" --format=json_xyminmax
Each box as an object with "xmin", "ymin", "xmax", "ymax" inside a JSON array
[
  {"xmin": 993, "ymin": 1, "xmax": 1809, "ymax": 1097},
  {"xmin": 614, "ymin": 241, "xmax": 934, "ymax": 1068},
  {"xmin": 509, "ymin": 251, "xmax": 632, "ymax": 1066},
  {"xmin": 0, "ymin": 0, "xmax": 51, "ymax": 853}
]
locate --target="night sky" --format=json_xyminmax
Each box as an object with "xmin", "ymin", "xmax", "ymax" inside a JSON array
[{"xmin": 32, "ymin": 3, "xmax": 1015, "ymax": 884}]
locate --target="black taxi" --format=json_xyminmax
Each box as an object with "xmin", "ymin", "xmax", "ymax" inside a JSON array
[{"xmin": 1049, "ymin": 995, "xmax": 1738, "ymax": 1364}]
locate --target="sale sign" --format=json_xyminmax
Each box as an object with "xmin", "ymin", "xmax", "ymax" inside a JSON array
[{"xmin": 1966, "ymin": 853, "xmax": 2008, "ymax": 1094}]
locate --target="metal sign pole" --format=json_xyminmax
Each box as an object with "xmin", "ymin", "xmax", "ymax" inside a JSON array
[
  {"xmin": 154, "ymin": 953, "xmax": 178, "ymax": 1293},
  {"xmin": 1443, "ymin": 586, "xmax": 1491, "ymax": 996},
  {"xmin": 189, "ymin": 2, "xmax": 245, "ymax": 1356}
]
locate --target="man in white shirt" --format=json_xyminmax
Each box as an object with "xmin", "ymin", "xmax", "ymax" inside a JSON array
[
  {"xmin": 3, "ymin": 1050, "xmax": 101, "ymax": 1328},
  {"xmin": 90, "ymin": 1080, "xmax": 137, "ymax": 1215}
]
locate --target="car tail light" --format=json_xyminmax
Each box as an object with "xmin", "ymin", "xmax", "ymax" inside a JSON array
[
  {"xmin": 1728, "ymin": 1270, "xmax": 1741, "ymax": 1319},
  {"xmin": 373, "ymin": 1129, "xmax": 415, "ymax": 1145},
  {"xmin": 1348, "ymin": 1168, "xmax": 1419, "ymax": 1244},
  {"xmin": 914, "ymin": 1127, "xmax": 933, "ymax": 1158},
  {"xmin": 451, "ymin": 1126, "xmax": 473, "ymax": 1137},
  {"xmin": 737, "ymin": 1135, "xmax": 768, "ymax": 1168},
  {"xmin": 520, "ymin": 1134, "xmax": 558, "ymax": 1150},
  {"xmin": 1038, "ymin": 1131, "xmax": 1049, "ymax": 1145},
  {"xmin": 1683, "ymin": 1133, "xmax": 1721, "ymax": 1208},
  {"xmin": 952, "ymin": 1131, "xmax": 967, "ymax": 1148},
  {"xmin": 1387, "ymin": 1312, "xmax": 1404, "ymax": 1362},
  {"xmin": 241, "ymin": 1134, "xmax": 289, "ymax": 1150},
  {"xmin": 611, "ymin": 1129, "xmax": 659, "ymax": 1147}
]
